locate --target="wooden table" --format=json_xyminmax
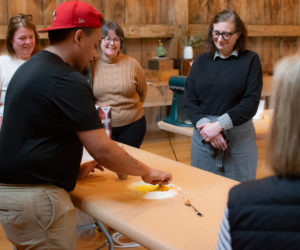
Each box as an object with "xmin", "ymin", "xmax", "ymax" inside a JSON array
[{"xmin": 71, "ymin": 145, "xmax": 238, "ymax": 250}]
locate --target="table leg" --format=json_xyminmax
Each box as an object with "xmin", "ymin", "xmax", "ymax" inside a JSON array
[{"xmin": 95, "ymin": 220, "xmax": 114, "ymax": 250}]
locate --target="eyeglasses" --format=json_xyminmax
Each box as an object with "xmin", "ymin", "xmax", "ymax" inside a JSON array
[
  {"xmin": 212, "ymin": 30, "xmax": 236, "ymax": 41},
  {"xmin": 102, "ymin": 36, "xmax": 121, "ymax": 44},
  {"xmin": 9, "ymin": 14, "xmax": 32, "ymax": 24}
]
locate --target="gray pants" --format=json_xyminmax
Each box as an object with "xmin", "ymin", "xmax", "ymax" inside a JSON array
[
  {"xmin": 191, "ymin": 119, "xmax": 257, "ymax": 182},
  {"xmin": 0, "ymin": 184, "xmax": 76, "ymax": 250}
]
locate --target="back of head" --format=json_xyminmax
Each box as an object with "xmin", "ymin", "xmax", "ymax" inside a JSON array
[
  {"xmin": 206, "ymin": 9, "xmax": 247, "ymax": 55},
  {"xmin": 6, "ymin": 13, "xmax": 39, "ymax": 56},
  {"xmin": 39, "ymin": 0, "xmax": 103, "ymax": 43},
  {"xmin": 267, "ymin": 54, "xmax": 300, "ymax": 177}
]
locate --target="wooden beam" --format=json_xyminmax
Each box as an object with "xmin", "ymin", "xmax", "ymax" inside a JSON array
[
  {"xmin": 2, "ymin": 24, "xmax": 300, "ymax": 40},
  {"xmin": 189, "ymin": 24, "xmax": 300, "ymax": 37},
  {"xmin": 121, "ymin": 24, "xmax": 174, "ymax": 39},
  {"xmin": 247, "ymin": 25, "xmax": 300, "ymax": 37},
  {"xmin": 0, "ymin": 24, "xmax": 174, "ymax": 40}
]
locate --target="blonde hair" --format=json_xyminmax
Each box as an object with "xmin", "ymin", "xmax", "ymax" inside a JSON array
[{"xmin": 267, "ymin": 54, "xmax": 300, "ymax": 177}]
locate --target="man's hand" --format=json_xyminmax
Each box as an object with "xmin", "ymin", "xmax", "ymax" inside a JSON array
[
  {"xmin": 199, "ymin": 121, "xmax": 223, "ymax": 142},
  {"xmin": 77, "ymin": 160, "xmax": 104, "ymax": 180},
  {"xmin": 141, "ymin": 168, "xmax": 172, "ymax": 185},
  {"xmin": 77, "ymin": 129, "xmax": 173, "ymax": 184}
]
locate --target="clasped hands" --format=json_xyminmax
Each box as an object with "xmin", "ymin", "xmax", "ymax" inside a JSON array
[{"xmin": 198, "ymin": 122, "xmax": 227, "ymax": 151}]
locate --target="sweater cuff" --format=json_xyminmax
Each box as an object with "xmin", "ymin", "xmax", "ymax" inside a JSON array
[
  {"xmin": 217, "ymin": 113, "xmax": 233, "ymax": 130},
  {"xmin": 196, "ymin": 117, "xmax": 211, "ymax": 128}
]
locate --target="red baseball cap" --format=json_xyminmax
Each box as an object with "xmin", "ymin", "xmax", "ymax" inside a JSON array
[{"xmin": 39, "ymin": 0, "xmax": 102, "ymax": 32}]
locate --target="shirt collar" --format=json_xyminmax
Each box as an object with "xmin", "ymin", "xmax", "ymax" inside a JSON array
[{"xmin": 213, "ymin": 50, "xmax": 238, "ymax": 60}]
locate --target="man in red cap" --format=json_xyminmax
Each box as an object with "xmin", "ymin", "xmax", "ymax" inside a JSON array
[{"xmin": 0, "ymin": 1, "xmax": 171, "ymax": 249}]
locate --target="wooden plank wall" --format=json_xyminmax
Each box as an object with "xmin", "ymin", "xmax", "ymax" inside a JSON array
[
  {"xmin": 190, "ymin": 0, "xmax": 300, "ymax": 74},
  {"xmin": 0, "ymin": 0, "xmax": 300, "ymax": 72},
  {"xmin": 0, "ymin": 0, "xmax": 177, "ymax": 67}
]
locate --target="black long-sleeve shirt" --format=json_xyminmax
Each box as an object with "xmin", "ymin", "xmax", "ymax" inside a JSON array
[{"xmin": 183, "ymin": 50, "xmax": 263, "ymax": 127}]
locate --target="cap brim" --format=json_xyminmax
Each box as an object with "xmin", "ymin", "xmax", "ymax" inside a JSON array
[{"xmin": 38, "ymin": 25, "xmax": 77, "ymax": 33}]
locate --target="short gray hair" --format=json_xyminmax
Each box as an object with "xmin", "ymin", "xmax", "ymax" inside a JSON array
[{"xmin": 101, "ymin": 21, "xmax": 125, "ymax": 49}]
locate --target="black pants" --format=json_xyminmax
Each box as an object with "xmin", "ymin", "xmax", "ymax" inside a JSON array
[{"xmin": 111, "ymin": 116, "xmax": 146, "ymax": 148}]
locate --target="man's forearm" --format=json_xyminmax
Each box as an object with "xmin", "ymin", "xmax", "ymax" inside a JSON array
[{"xmin": 78, "ymin": 128, "xmax": 150, "ymax": 177}]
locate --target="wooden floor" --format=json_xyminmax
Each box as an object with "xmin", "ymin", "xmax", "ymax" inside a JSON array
[{"xmin": 0, "ymin": 130, "xmax": 271, "ymax": 249}]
